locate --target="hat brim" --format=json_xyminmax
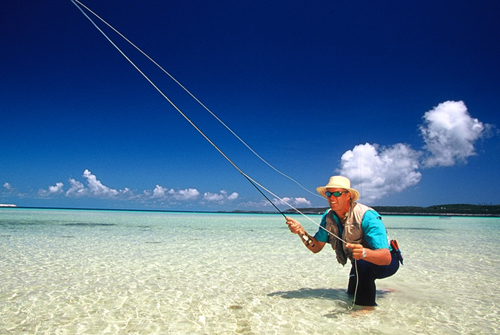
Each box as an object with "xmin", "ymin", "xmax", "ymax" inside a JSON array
[{"xmin": 316, "ymin": 186, "xmax": 360, "ymax": 202}]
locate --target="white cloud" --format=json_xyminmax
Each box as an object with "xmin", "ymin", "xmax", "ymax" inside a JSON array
[
  {"xmin": 122, "ymin": 187, "xmax": 132, "ymax": 195},
  {"xmin": 275, "ymin": 196, "xmax": 312, "ymax": 208},
  {"xmin": 169, "ymin": 188, "xmax": 200, "ymax": 201},
  {"xmin": 420, "ymin": 100, "xmax": 488, "ymax": 167},
  {"xmin": 49, "ymin": 183, "xmax": 64, "ymax": 193},
  {"xmin": 66, "ymin": 178, "xmax": 87, "ymax": 197},
  {"xmin": 150, "ymin": 185, "xmax": 201, "ymax": 202},
  {"xmin": 337, "ymin": 143, "xmax": 422, "ymax": 204},
  {"xmin": 8, "ymin": 100, "xmax": 494, "ymax": 209},
  {"xmin": 203, "ymin": 192, "xmax": 225, "ymax": 202},
  {"xmin": 202, "ymin": 190, "xmax": 239, "ymax": 204},
  {"xmin": 65, "ymin": 170, "xmax": 127, "ymax": 198},
  {"xmin": 227, "ymin": 192, "xmax": 239, "ymax": 201},
  {"xmin": 293, "ymin": 197, "xmax": 311, "ymax": 206},
  {"xmin": 3, "ymin": 170, "xmax": 240, "ymax": 208},
  {"xmin": 152, "ymin": 185, "xmax": 169, "ymax": 199},
  {"xmin": 39, "ymin": 182, "xmax": 64, "ymax": 196},
  {"xmin": 82, "ymin": 169, "xmax": 119, "ymax": 197},
  {"xmin": 333, "ymin": 100, "xmax": 495, "ymax": 203},
  {"xmin": 1, "ymin": 182, "xmax": 19, "ymax": 197},
  {"xmin": 59, "ymin": 171, "xmax": 235, "ymax": 206}
]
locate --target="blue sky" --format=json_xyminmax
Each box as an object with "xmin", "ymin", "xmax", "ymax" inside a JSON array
[{"xmin": 2, "ymin": 0, "xmax": 499, "ymax": 211}]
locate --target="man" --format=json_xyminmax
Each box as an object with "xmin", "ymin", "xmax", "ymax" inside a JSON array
[{"xmin": 286, "ymin": 176, "xmax": 400, "ymax": 307}]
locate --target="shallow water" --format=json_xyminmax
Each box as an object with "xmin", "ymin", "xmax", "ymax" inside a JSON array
[{"xmin": 1, "ymin": 209, "xmax": 499, "ymax": 334}]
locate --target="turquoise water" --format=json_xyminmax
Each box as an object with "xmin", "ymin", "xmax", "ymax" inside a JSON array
[{"xmin": 1, "ymin": 208, "xmax": 499, "ymax": 334}]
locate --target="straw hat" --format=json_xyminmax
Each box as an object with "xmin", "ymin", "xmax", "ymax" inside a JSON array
[{"xmin": 316, "ymin": 176, "xmax": 360, "ymax": 202}]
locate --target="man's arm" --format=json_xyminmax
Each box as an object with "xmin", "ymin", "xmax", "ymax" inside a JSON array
[
  {"xmin": 286, "ymin": 217, "xmax": 325, "ymax": 253},
  {"xmin": 346, "ymin": 243, "xmax": 391, "ymax": 265},
  {"xmin": 350, "ymin": 210, "xmax": 391, "ymax": 265}
]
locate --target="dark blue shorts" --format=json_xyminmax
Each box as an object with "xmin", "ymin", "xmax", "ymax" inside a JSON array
[{"xmin": 347, "ymin": 252, "xmax": 400, "ymax": 306}]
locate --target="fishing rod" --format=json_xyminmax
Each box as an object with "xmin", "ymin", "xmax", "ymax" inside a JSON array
[
  {"xmin": 70, "ymin": 0, "xmax": 322, "ymax": 201},
  {"xmin": 69, "ymin": 0, "xmax": 290, "ymax": 218},
  {"xmin": 69, "ymin": 0, "xmax": 348, "ymax": 244},
  {"xmin": 69, "ymin": 1, "xmax": 360, "ymax": 309}
]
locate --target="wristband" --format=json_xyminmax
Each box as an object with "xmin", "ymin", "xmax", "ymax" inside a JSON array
[
  {"xmin": 301, "ymin": 234, "xmax": 314, "ymax": 247},
  {"xmin": 362, "ymin": 248, "xmax": 366, "ymax": 259}
]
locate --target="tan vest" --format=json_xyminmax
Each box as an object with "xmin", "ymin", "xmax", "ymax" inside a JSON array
[{"xmin": 325, "ymin": 203, "xmax": 373, "ymax": 265}]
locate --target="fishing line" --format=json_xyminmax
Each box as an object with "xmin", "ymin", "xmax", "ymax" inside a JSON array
[
  {"xmin": 70, "ymin": 0, "xmax": 348, "ymax": 246},
  {"xmin": 70, "ymin": 0, "xmax": 290, "ymax": 218},
  {"xmin": 71, "ymin": 0, "xmax": 357, "ymax": 307},
  {"xmin": 70, "ymin": 0, "xmax": 322, "ymax": 200}
]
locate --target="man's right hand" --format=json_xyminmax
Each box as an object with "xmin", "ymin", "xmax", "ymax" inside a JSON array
[{"xmin": 285, "ymin": 217, "xmax": 305, "ymax": 235}]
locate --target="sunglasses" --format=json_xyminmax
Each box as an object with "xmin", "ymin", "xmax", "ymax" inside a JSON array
[{"xmin": 325, "ymin": 191, "xmax": 347, "ymax": 198}]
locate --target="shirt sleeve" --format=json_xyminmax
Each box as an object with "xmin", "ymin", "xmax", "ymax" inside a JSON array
[
  {"xmin": 362, "ymin": 210, "xmax": 389, "ymax": 250},
  {"xmin": 313, "ymin": 210, "xmax": 330, "ymax": 243}
]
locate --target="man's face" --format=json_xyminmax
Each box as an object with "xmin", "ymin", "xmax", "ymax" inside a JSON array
[{"xmin": 326, "ymin": 188, "xmax": 351, "ymax": 212}]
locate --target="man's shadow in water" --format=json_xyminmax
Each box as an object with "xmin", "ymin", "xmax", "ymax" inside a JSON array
[
  {"xmin": 268, "ymin": 287, "xmax": 393, "ymax": 301},
  {"xmin": 268, "ymin": 287, "xmax": 393, "ymax": 316},
  {"xmin": 268, "ymin": 288, "xmax": 354, "ymax": 317},
  {"xmin": 268, "ymin": 287, "xmax": 349, "ymax": 301}
]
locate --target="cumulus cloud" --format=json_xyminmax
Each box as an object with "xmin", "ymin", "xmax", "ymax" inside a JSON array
[
  {"xmin": 149, "ymin": 185, "xmax": 201, "ymax": 202},
  {"xmin": 66, "ymin": 178, "xmax": 86, "ymax": 197},
  {"xmin": 202, "ymin": 190, "xmax": 239, "ymax": 204},
  {"xmin": 65, "ymin": 169, "xmax": 126, "ymax": 198},
  {"xmin": 338, "ymin": 143, "xmax": 422, "ymax": 203},
  {"xmin": 3, "ymin": 170, "xmax": 239, "ymax": 208},
  {"xmin": 31, "ymin": 169, "xmax": 240, "ymax": 207},
  {"xmin": 1, "ymin": 182, "xmax": 18, "ymax": 197},
  {"xmin": 49, "ymin": 182, "xmax": 64, "ymax": 193},
  {"xmin": 336, "ymin": 100, "xmax": 492, "ymax": 203},
  {"xmin": 275, "ymin": 196, "xmax": 312, "ymax": 207},
  {"xmin": 420, "ymin": 101, "xmax": 489, "ymax": 167},
  {"xmin": 82, "ymin": 169, "xmax": 119, "ymax": 197},
  {"xmin": 169, "ymin": 188, "xmax": 200, "ymax": 201},
  {"xmin": 152, "ymin": 185, "xmax": 169, "ymax": 199},
  {"xmin": 39, "ymin": 182, "xmax": 64, "ymax": 196}
]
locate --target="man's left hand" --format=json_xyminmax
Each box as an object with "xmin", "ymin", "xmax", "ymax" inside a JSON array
[{"xmin": 346, "ymin": 243, "xmax": 365, "ymax": 260}]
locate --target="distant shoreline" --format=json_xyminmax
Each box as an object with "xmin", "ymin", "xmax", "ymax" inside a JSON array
[
  {"xmin": 2, "ymin": 204, "xmax": 500, "ymax": 217},
  {"xmin": 283, "ymin": 204, "xmax": 500, "ymax": 217},
  {"xmin": 284, "ymin": 211, "xmax": 500, "ymax": 217}
]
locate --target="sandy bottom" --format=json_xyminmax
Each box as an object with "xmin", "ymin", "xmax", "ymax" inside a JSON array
[{"xmin": 1, "ymin": 210, "xmax": 499, "ymax": 334}]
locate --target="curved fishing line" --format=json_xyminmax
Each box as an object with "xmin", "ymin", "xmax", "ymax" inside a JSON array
[
  {"xmin": 71, "ymin": 0, "xmax": 322, "ymax": 200},
  {"xmin": 72, "ymin": 1, "xmax": 353, "ymax": 303},
  {"xmin": 70, "ymin": 0, "xmax": 345, "ymax": 243},
  {"xmin": 72, "ymin": 0, "xmax": 355, "ymax": 306},
  {"xmin": 70, "ymin": 0, "xmax": 287, "ymax": 219}
]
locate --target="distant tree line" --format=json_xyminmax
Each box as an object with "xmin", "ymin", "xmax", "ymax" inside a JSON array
[{"xmin": 284, "ymin": 204, "xmax": 500, "ymax": 216}]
